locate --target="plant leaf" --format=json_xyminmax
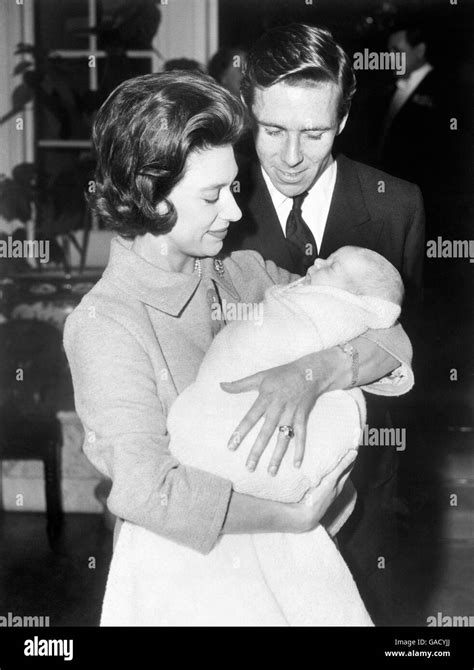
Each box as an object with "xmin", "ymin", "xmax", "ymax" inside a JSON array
[
  {"xmin": 13, "ymin": 61, "xmax": 33, "ymax": 75},
  {"xmin": 14, "ymin": 43, "xmax": 36, "ymax": 55},
  {"xmin": 12, "ymin": 83, "xmax": 34, "ymax": 109}
]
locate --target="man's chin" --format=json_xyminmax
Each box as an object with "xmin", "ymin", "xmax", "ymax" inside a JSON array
[
  {"xmin": 271, "ymin": 172, "xmax": 315, "ymax": 197},
  {"xmin": 274, "ymin": 180, "xmax": 312, "ymax": 198}
]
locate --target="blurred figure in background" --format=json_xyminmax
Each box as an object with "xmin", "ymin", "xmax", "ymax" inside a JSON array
[
  {"xmin": 377, "ymin": 20, "xmax": 450, "ymax": 236},
  {"xmin": 208, "ymin": 47, "xmax": 247, "ymax": 97},
  {"xmin": 209, "ymin": 46, "xmax": 255, "ymax": 160}
]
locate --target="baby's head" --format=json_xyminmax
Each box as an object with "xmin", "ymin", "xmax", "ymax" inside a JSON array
[{"xmin": 306, "ymin": 247, "xmax": 404, "ymax": 305}]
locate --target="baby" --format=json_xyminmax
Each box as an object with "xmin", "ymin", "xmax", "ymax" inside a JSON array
[
  {"xmin": 164, "ymin": 246, "xmax": 403, "ymax": 626},
  {"xmin": 168, "ymin": 246, "xmax": 403, "ymax": 508},
  {"xmin": 104, "ymin": 247, "xmax": 404, "ymax": 628}
]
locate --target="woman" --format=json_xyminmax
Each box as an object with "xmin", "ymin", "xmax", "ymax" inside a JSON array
[{"xmin": 64, "ymin": 71, "xmax": 413, "ymax": 625}]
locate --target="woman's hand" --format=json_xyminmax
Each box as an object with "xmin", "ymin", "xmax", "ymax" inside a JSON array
[
  {"xmin": 220, "ymin": 348, "xmax": 341, "ymax": 475},
  {"xmin": 221, "ymin": 335, "xmax": 400, "ymax": 475},
  {"xmin": 290, "ymin": 449, "xmax": 357, "ymax": 533},
  {"xmin": 221, "ymin": 449, "xmax": 357, "ymax": 536}
]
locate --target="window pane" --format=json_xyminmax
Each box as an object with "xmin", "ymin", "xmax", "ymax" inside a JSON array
[
  {"xmin": 97, "ymin": 0, "xmax": 162, "ymax": 50},
  {"xmin": 35, "ymin": 0, "xmax": 90, "ymax": 52},
  {"xmin": 97, "ymin": 56, "xmax": 153, "ymax": 99},
  {"xmin": 36, "ymin": 149, "xmax": 96, "ymax": 238},
  {"xmin": 36, "ymin": 59, "xmax": 94, "ymax": 141}
]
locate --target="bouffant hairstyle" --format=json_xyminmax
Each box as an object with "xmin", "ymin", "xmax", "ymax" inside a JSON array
[
  {"xmin": 241, "ymin": 23, "xmax": 356, "ymax": 122},
  {"xmin": 91, "ymin": 71, "xmax": 246, "ymax": 238}
]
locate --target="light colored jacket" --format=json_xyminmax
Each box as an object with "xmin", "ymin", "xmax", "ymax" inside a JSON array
[{"xmin": 64, "ymin": 237, "xmax": 414, "ymax": 554}]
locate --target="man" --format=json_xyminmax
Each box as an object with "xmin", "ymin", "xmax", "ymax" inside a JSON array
[
  {"xmin": 377, "ymin": 21, "xmax": 446, "ymax": 201},
  {"xmin": 224, "ymin": 23, "xmax": 425, "ymax": 624},
  {"xmin": 208, "ymin": 46, "xmax": 248, "ymax": 98}
]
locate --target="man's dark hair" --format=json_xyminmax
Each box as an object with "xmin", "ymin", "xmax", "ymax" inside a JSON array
[
  {"xmin": 241, "ymin": 23, "xmax": 356, "ymax": 122},
  {"xmin": 389, "ymin": 21, "xmax": 427, "ymax": 48},
  {"xmin": 90, "ymin": 71, "xmax": 245, "ymax": 238}
]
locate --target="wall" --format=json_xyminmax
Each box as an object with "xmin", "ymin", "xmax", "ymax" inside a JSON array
[
  {"xmin": 0, "ymin": 0, "xmax": 219, "ymax": 513},
  {"xmin": 154, "ymin": 0, "xmax": 218, "ymax": 67},
  {"xmin": 0, "ymin": 0, "xmax": 34, "ymax": 179},
  {"xmin": 0, "ymin": 0, "xmax": 219, "ymax": 178}
]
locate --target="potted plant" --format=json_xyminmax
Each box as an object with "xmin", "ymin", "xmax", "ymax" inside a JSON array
[{"xmin": 0, "ymin": 0, "xmax": 163, "ymax": 273}]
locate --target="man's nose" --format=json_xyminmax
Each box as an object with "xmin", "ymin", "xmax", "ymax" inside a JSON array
[{"xmin": 281, "ymin": 135, "xmax": 303, "ymax": 167}]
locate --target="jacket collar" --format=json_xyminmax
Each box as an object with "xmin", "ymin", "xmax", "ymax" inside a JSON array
[
  {"xmin": 103, "ymin": 237, "xmax": 240, "ymax": 317},
  {"xmin": 319, "ymin": 154, "xmax": 373, "ymax": 257},
  {"xmin": 247, "ymin": 162, "xmax": 295, "ymax": 270}
]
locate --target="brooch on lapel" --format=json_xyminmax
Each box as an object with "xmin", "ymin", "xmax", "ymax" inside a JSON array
[{"xmin": 213, "ymin": 258, "xmax": 226, "ymax": 277}]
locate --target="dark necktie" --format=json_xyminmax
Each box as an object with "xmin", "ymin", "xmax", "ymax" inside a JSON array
[{"xmin": 285, "ymin": 192, "xmax": 318, "ymax": 275}]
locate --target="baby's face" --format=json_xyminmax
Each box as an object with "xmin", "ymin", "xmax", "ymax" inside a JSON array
[{"xmin": 305, "ymin": 249, "xmax": 356, "ymax": 291}]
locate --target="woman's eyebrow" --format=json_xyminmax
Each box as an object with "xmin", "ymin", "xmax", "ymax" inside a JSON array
[
  {"xmin": 199, "ymin": 184, "xmax": 225, "ymax": 191},
  {"xmin": 199, "ymin": 174, "xmax": 239, "ymax": 191}
]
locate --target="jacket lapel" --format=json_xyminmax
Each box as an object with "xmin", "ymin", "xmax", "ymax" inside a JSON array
[
  {"xmin": 238, "ymin": 161, "xmax": 296, "ymax": 271},
  {"xmin": 234, "ymin": 154, "xmax": 385, "ymax": 268},
  {"xmin": 319, "ymin": 155, "xmax": 382, "ymax": 258},
  {"xmin": 405, "ymin": 69, "xmax": 435, "ymax": 105}
]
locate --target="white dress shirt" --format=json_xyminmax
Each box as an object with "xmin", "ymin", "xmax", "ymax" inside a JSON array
[{"xmin": 261, "ymin": 158, "xmax": 338, "ymax": 252}]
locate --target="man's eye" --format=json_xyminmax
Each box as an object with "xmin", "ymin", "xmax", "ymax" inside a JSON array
[
  {"xmin": 265, "ymin": 128, "xmax": 282, "ymax": 137},
  {"xmin": 306, "ymin": 133, "xmax": 323, "ymax": 141},
  {"xmin": 203, "ymin": 196, "xmax": 219, "ymax": 204}
]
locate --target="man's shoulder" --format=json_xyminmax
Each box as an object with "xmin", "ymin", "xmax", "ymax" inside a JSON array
[{"xmin": 338, "ymin": 154, "xmax": 421, "ymax": 199}]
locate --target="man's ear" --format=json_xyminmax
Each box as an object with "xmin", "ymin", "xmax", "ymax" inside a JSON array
[{"xmin": 337, "ymin": 112, "xmax": 349, "ymax": 136}]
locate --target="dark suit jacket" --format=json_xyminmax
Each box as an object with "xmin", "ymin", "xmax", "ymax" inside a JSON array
[
  {"xmin": 226, "ymin": 153, "xmax": 425, "ymax": 306},
  {"xmin": 224, "ymin": 153, "xmax": 426, "ymax": 579},
  {"xmin": 378, "ymin": 69, "xmax": 447, "ymax": 195}
]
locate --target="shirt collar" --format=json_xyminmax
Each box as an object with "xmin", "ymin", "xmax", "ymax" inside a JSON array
[
  {"xmin": 261, "ymin": 156, "xmax": 336, "ymax": 209},
  {"xmin": 103, "ymin": 236, "xmax": 239, "ymax": 317}
]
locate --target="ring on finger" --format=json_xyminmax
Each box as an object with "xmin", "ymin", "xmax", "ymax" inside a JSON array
[{"xmin": 278, "ymin": 424, "xmax": 295, "ymax": 440}]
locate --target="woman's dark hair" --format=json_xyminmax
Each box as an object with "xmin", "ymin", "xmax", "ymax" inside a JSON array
[
  {"xmin": 91, "ymin": 71, "xmax": 246, "ymax": 238},
  {"xmin": 241, "ymin": 23, "xmax": 356, "ymax": 122}
]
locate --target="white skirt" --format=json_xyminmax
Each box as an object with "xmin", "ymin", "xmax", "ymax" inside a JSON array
[{"xmin": 100, "ymin": 521, "xmax": 373, "ymax": 627}]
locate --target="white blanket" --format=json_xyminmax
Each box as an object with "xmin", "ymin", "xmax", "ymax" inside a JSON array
[{"xmin": 101, "ymin": 283, "xmax": 400, "ymax": 626}]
